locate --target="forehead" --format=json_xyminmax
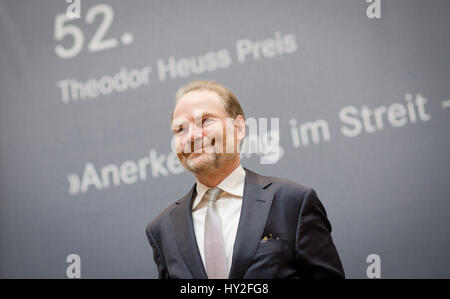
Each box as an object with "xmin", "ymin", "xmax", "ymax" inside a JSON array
[{"xmin": 173, "ymin": 90, "xmax": 226, "ymax": 119}]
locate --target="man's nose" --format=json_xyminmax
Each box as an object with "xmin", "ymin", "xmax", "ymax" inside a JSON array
[{"xmin": 188, "ymin": 123, "xmax": 203, "ymax": 142}]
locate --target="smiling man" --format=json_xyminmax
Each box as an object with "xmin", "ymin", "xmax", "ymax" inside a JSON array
[{"xmin": 145, "ymin": 80, "xmax": 345, "ymax": 279}]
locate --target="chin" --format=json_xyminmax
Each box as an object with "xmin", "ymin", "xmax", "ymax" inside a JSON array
[{"xmin": 185, "ymin": 153, "xmax": 217, "ymax": 173}]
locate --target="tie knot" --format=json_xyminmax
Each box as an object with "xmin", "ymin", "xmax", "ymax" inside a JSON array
[{"xmin": 207, "ymin": 187, "xmax": 222, "ymax": 202}]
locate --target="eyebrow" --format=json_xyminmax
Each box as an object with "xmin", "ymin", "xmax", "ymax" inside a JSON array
[
  {"xmin": 199, "ymin": 112, "xmax": 219, "ymax": 119},
  {"xmin": 171, "ymin": 112, "xmax": 220, "ymax": 129}
]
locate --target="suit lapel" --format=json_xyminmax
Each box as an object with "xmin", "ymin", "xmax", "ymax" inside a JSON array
[
  {"xmin": 170, "ymin": 183, "xmax": 208, "ymax": 279},
  {"xmin": 228, "ymin": 168, "xmax": 274, "ymax": 279}
]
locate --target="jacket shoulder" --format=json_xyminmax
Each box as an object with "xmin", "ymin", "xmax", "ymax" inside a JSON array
[
  {"xmin": 146, "ymin": 201, "xmax": 176, "ymax": 236},
  {"xmin": 247, "ymin": 168, "xmax": 313, "ymax": 197},
  {"xmin": 246, "ymin": 168, "xmax": 316, "ymax": 210},
  {"xmin": 145, "ymin": 188, "xmax": 192, "ymax": 238}
]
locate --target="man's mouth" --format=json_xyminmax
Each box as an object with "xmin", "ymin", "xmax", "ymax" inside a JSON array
[
  {"xmin": 184, "ymin": 145, "xmax": 213, "ymax": 157},
  {"xmin": 184, "ymin": 139, "xmax": 215, "ymax": 157}
]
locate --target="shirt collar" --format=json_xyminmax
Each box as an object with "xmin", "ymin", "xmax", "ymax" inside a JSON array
[{"xmin": 192, "ymin": 164, "xmax": 246, "ymax": 210}]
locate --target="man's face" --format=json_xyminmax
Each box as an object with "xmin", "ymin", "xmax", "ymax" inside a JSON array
[{"xmin": 171, "ymin": 90, "xmax": 244, "ymax": 174}]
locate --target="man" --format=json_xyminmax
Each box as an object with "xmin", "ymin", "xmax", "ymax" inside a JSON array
[{"xmin": 145, "ymin": 80, "xmax": 345, "ymax": 279}]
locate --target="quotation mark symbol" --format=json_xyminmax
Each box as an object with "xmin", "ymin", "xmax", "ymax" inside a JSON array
[{"xmin": 67, "ymin": 174, "xmax": 80, "ymax": 195}]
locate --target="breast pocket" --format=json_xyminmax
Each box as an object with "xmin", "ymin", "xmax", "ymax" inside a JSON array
[{"xmin": 255, "ymin": 238, "xmax": 289, "ymax": 256}]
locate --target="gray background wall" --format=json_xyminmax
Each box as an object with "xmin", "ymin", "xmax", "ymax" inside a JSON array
[{"xmin": 0, "ymin": 0, "xmax": 449, "ymax": 278}]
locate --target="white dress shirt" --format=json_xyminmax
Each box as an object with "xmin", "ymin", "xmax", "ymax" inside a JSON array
[{"xmin": 192, "ymin": 164, "xmax": 245, "ymax": 276}]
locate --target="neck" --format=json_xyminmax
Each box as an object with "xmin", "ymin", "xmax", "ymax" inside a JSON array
[{"xmin": 195, "ymin": 158, "xmax": 241, "ymax": 188}]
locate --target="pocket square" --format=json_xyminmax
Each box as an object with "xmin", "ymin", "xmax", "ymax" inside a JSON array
[{"xmin": 260, "ymin": 233, "xmax": 277, "ymax": 242}]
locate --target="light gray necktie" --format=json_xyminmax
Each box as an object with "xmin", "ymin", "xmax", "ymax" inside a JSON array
[{"xmin": 204, "ymin": 187, "xmax": 228, "ymax": 279}]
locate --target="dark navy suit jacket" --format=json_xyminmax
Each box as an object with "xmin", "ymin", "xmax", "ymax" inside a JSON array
[{"xmin": 145, "ymin": 167, "xmax": 345, "ymax": 279}]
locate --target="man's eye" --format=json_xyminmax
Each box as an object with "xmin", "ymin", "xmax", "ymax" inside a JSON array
[{"xmin": 202, "ymin": 118, "xmax": 210, "ymax": 125}]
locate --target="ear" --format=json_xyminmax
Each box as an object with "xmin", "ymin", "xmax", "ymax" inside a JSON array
[{"xmin": 234, "ymin": 115, "xmax": 246, "ymax": 143}]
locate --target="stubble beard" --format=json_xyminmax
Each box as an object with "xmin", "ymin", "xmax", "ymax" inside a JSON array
[
  {"xmin": 182, "ymin": 148, "xmax": 237, "ymax": 175},
  {"xmin": 185, "ymin": 150, "xmax": 219, "ymax": 174}
]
